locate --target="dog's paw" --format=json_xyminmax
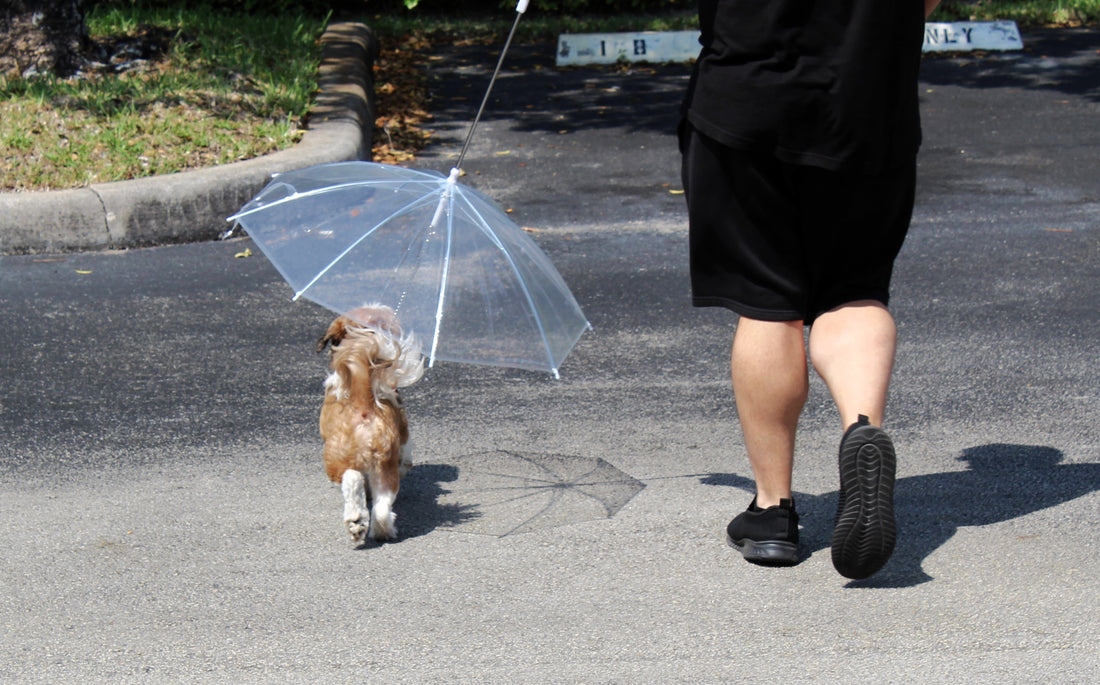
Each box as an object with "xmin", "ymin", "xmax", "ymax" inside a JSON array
[
  {"xmin": 347, "ymin": 518, "xmax": 369, "ymax": 542},
  {"xmin": 370, "ymin": 514, "xmax": 397, "ymax": 541}
]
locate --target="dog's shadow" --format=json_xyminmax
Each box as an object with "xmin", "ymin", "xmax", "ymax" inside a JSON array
[
  {"xmin": 701, "ymin": 444, "xmax": 1100, "ymax": 587},
  {"xmin": 355, "ymin": 463, "xmax": 478, "ymax": 548}
]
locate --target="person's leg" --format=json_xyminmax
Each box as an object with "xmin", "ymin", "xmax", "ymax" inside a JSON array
[
  {"xmin": 808, "ymin": 299, "xmax": 899, "ymax": 579},
  {"xmin": 681, "ymin": 128, "xmax": 808, "ymax": 564},
  {"xmin": 808, "ymin": 300, "xmax": 896, "ymax": 428},
  {"xmin": 731, "ymin": 316, "xmax": 808, "ymax": 508},
  {"xmin": 724, "ymin": 315, "xmax": 806, "ymax": 565}
]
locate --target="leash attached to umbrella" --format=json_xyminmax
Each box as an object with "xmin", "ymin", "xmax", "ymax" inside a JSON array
[{"xmin": 454, "ymin": 0, "xmax": 530, "ymax": 172}]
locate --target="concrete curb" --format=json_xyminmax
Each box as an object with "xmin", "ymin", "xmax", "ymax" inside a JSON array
[{"xmin": 0, "ymin": 21, "xmax": 377, "ymax": 255}]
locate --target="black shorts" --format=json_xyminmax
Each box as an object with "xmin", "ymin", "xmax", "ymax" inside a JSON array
[{"xmin": 681, "ymin": 125, "xmax": 916, "ymax": 325}]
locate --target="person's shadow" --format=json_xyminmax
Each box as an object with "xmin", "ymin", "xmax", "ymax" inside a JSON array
[{"xmin": 701, "ymin": 444, "xmax": 1100, "ymax": 587}]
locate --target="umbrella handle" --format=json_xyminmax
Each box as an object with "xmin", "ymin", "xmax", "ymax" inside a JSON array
[{"xmin": 429, "ymin": 168, "xmax": 461, "ymax": 230}]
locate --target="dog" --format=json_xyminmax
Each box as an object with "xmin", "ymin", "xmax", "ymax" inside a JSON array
[{"xmin": 317, "ymin": 305, "xmax": 424, "ymax": 542}]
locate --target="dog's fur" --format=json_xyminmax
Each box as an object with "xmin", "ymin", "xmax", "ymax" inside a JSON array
[{"xmin": 317, "ymin": 305, "xmax": 424, "ymax": 542}]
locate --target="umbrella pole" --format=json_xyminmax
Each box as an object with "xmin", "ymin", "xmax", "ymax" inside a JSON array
[
  {"xmin": 427, "ymin": 168, "xmax": 461, "ymax": 367},
  {"xmin": 454, "ymin": 0, "xmax": 530, "ymax": 172}
]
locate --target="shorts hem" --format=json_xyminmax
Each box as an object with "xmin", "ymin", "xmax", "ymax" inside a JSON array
[
  {"xmin": 693, "ymin": 293, "xmax": 893, "ymax": 325},
  {"xmin": 692, "ymin": 296, "xmax": 804, "ymax": 323}
]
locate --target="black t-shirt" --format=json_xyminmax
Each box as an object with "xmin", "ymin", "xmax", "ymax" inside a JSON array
[{"xmin": 681, "ymin": 0, "xmax": 926, "ymax": 172}]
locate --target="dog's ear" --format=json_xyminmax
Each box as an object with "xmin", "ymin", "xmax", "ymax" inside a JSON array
[{"xmin": 317, "ymin": 317, "xmax": 350, "ymax": 353}]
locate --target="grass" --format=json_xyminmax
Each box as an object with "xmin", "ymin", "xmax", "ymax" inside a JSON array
[
  {"xmin": 1, "ymin": 2, "xmax": 1096, "ymax": 192},
  {"xmin": 931, "ymin": 0, "xmax": 1100, "ymax": 26},
  {"xmin": 0, "ymin": 3, "xmax": 326, "ymax": 191}
]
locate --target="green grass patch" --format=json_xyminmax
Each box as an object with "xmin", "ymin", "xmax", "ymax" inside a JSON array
[
  {"xmin": 0, "ymin": 3, "xmax": 326, "ymax": 191},
  {"xmin": 930, "ymin": 0, "xmax": 1100, "ymax": 26}
]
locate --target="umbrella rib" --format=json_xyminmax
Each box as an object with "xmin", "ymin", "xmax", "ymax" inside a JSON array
[
  {"xmin": 456, "ymin": 192, "xmax": 562, "ymax": 378},
  {"xmin": 228, "ymin": 177, "xmax": 441, "ymax": 222},
  {"xmin": 293, "ymin": 190, "xmax": 440, "ymax": 301},
  {"xmin": 427, "ymin": 170, "xmax": 460, "ymax": 366}
]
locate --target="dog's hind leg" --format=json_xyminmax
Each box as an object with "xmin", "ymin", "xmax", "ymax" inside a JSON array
[
  {"xmin": 367, "ymin": 468, "xmax": 400, "ymax": 541},
  {"xmin": 341, "ymin": 469, "xmax": 369, "ymax": 541}
]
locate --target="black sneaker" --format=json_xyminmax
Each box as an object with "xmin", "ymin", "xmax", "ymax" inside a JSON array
[
  {"xmin": 831, "ymin": 415, "xmax": 897, "ymax": 579},
  {"xmin": 726, "ymin": 497, "xmax": 800, "ymax": 566}
]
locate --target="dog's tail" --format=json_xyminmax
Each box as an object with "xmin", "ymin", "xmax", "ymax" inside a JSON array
[{"xmin": 371, "ymin": 328, "xmax": 425, "ymax": 399}]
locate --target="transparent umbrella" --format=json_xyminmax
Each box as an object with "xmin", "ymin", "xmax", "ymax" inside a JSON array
[
  {"xmin": 227, "ymin": 0, "xmax": 590, "ymax": 377},
  {"xmin": 228, "ymin": 162, "xmax": 589, "ymax": 376}
]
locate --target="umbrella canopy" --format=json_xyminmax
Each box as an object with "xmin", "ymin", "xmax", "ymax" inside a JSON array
[{"xmin": 228, "ymin": 161, "xmax": 590, "ymax": 377}]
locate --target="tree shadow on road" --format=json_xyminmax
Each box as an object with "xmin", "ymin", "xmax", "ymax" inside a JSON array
[
  {"xmin": 919, "ymin": 28, "xmax": 1100, "ymax": 102},
  {"xmin": 701, "ymin": 444, "xmax": 1100, "ymax": 587},
  {"xmin": 426, "ymin": 42, "xmax": 689, "ymax": 137}
]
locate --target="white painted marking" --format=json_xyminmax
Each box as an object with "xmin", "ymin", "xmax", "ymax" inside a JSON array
[
  {"xmin": 554, "ymin": 22, "xmax": 1023, "ymax": 67},
  {"xmin": 556, "ymin": 30, "xmax": 699, "ymax": 67},
  {"xmin": 922, "ymin": 21, "xmax": 1023, "ymax": 52}
]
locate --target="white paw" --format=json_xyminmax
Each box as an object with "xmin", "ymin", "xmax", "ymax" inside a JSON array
[
  {"xmin": 370, "ymin": 513, "xmax": 397, "ymax": 541},
  {"xmin": 347, "ymin": 518, "xmax": 368, "ymax": 542}
]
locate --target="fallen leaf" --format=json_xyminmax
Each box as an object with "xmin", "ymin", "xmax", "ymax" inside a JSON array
[{"xmin": 234, "ymin": 248, "xmax": 253, "ymax": 258}]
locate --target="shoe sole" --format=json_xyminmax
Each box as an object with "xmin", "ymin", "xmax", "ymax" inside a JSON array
[
  {"xmin": 831, "ymin": 422, "xmax": 897, "ymax": 579},
  {"xmin": 727, "ymin": 533, "xmax": 799, "ymax": 566}
]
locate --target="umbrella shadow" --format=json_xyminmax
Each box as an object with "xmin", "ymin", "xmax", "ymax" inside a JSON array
[
  {"xmin": 425, "ymin": 450, "xmax": 646, "ymax": 538},
  {"xmin": 701, "ymin": 444, "xmax": 1100, "ymax": 587}
]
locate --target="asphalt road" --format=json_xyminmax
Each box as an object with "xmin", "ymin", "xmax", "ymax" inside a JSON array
[{"xmin": 1, "ymin": 28, "xmax": 1097, "ymax": 682}]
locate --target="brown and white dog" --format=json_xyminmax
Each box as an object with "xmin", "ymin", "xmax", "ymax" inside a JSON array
[{"xmin": 317, "ymin": 305, "xmax": 424, "ymax": 542}]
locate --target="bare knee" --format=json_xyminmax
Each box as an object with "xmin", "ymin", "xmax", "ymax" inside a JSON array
[
  {"xmin": 809, "ymin": 301, "xmax": 895, "ymax": 367},
  {"xmin": 808, "ymin": 301, "xmax": 897, "ymax": 426}
]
